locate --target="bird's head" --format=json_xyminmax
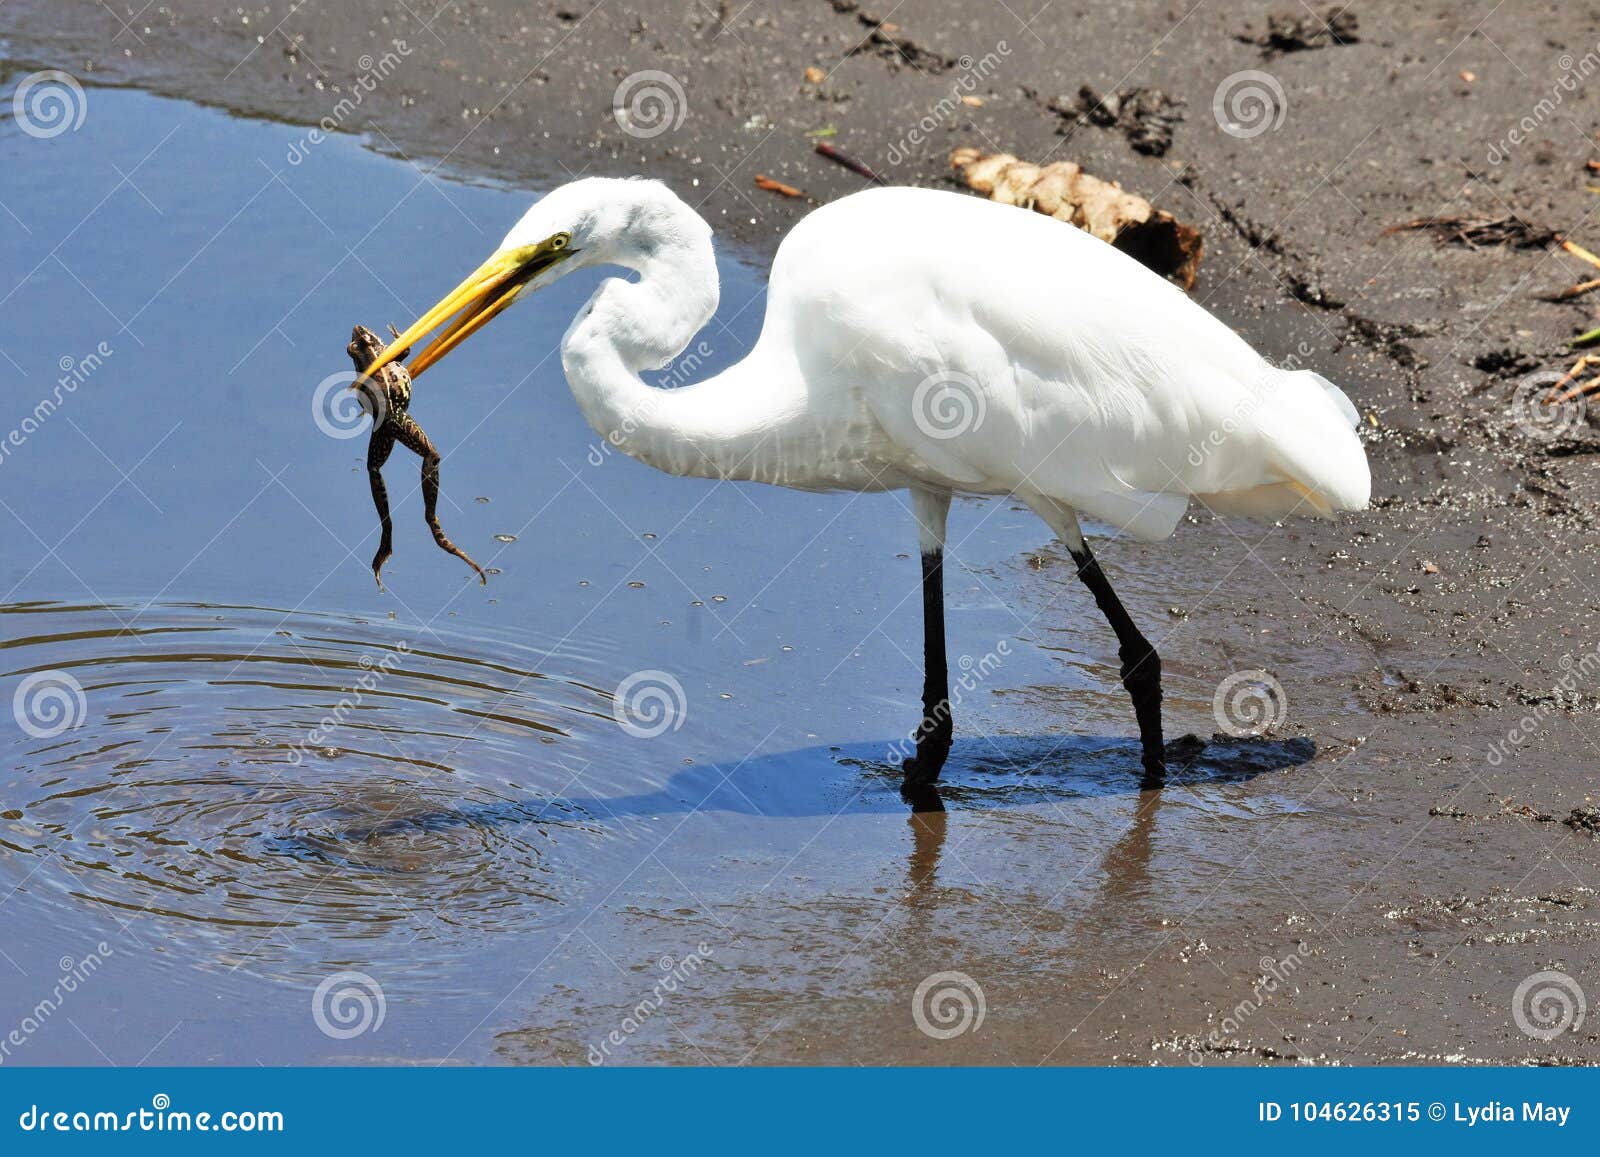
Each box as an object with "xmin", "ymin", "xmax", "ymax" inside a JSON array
[{"xmin": 356, "ymin": 177, "xmax": 701, "ymax": 382}]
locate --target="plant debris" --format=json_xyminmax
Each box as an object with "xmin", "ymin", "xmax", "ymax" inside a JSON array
[
  {"xmin": 815, "ymin": 141, "xmax": 886, "ymax": 184},
  {"xmin": 949, "ymin": 146, "xmax": 1203, "ymax": 289},
  {"xmin": 1565, "ymin": 806, "xmax": 1600, "ymax": 833},
  {"xmin": 1236, "ymin": 6, "xmax": 1360, "ymax": 56},
  {"xmin": 1537, "ymin": 278, "xmax": 1600, "ymax": 302},
  {"xmin": 1048, "ymin": 84, "xmax": 1184, "ymax": 157},
  {"xmin": 1384, "ymin": 214, "xmax": 1558, "ymax": 250},
  {"xmin": 754, "ymin": 173, "xmax": 804, "ymax": 198},
  {"xmin": 829, "ymin": 1, "xmax": 955, "ymax": 72},
  {"xmin": 347, "ymin": 325, "xmax": 487, "ymax": 589}
]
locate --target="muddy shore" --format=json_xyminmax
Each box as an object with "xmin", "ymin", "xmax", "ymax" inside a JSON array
[{"xmin": 6, "ymin": 0, "xmax": 1600, "ymax": 1064}]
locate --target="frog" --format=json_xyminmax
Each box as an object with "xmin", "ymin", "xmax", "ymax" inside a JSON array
[{"xmin": 346, "ymin": 324, "xmax": 487, "ymax": 590}]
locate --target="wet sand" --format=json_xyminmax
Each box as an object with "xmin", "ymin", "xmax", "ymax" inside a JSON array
[{"xmin": 3, "ymin": 1, "xmax": 1600, "ymax": 1064}]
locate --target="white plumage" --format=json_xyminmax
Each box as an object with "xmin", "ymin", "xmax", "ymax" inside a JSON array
[
  {"xmin": 498, "ymin": 179, "xmax": 1368, "ymax": 540},
  {"xmin": 364, "ymin": 176, "xmax": 1371, "ymax": 788}
]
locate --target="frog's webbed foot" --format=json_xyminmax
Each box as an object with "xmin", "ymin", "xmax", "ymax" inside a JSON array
[{"xmin": 391, "ymin": 414, "xmax": 487, "ymax": 585}]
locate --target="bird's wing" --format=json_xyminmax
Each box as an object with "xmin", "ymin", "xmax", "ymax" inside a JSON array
[{"xmin": 770, "ymin": 186, "xmax": 1368, "ymax": 539}]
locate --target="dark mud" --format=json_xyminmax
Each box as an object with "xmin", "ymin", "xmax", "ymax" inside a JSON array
[{"xmin": 4, "ymin": 1, "xmax": 1600, "ymax": 1065}]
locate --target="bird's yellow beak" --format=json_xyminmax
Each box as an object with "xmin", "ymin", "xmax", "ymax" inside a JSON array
[{"xmin": 358, "ymin": 234, "xmax": 574, "ymax": 383}]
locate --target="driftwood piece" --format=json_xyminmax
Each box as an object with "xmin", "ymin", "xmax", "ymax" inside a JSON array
[
  {"xmin": 948, "ymin": 146, "xmax": 1203, "ymax": 289},
  {"xmin": 347, "ymin": 325, "xmax": 487, "ymax": 590}
]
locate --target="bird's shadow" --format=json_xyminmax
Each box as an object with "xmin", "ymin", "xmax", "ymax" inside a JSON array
[{"xmin": 275, "ymin": 732, "xmax": 1316, "ymax": 858}]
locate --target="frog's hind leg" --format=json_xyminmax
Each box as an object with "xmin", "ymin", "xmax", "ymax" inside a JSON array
[
  {"xmin": 390, "ymin": 414, "xmax": 487, "ymax": 585},
  {"xmin": 367, "ymin": 425, "xmax": 399, "ymax": 589}
]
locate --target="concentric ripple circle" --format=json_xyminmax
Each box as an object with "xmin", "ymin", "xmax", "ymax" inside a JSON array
[{"xmin": 0, "ymin": 600, "xmax": 644, "ymax": 975}]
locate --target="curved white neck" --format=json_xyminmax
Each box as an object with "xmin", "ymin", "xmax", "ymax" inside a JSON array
[{"xmin": 560, "ymin": 210, "xmax": 764, "ymax": 480}]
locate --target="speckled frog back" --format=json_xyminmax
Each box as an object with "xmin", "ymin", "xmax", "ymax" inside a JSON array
[{"xmin": 347, "ymin": 324, "xmax": 411, "ymax": 416}]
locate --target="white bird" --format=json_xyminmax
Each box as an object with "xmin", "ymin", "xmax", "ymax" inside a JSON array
[{"xmin": 359, "ymin": 177, "xmax": 1370, "ymax": 790}]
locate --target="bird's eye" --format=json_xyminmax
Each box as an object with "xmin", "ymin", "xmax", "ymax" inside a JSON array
[{"xmin": 551, "ymin": 232, "xmax": 570, "ymax": 250}]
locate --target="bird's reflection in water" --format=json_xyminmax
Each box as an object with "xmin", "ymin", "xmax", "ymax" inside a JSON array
[
  {"xmin": 1094, "ymin": 786, "xmax": 1166, "ymax": 907},
  {"xmin": 903, "ymin": 785, "xmax": 948, "ymax": 903},
  {"xmin": 893, "ymin": 776, "xmax": 1168, "ymax": 913}
]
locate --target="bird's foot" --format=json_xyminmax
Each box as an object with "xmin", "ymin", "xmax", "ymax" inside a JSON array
[
  {"xmin": 900, "ymin": 779, "xmax": 946, "ymax": 812},
  {"xmin": 900, "ymin": 736, "xmax": 951, "ymax": 789},
  {"xmin": 1138, "ymin": 753, "xmax": 1167, "ymax": 791}
]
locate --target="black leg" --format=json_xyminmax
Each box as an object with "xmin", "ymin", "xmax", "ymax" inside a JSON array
[
  {"xmin": 1069, "ymin": 541, "xmax": 1166, "ymax": 786},
  {"xmin": 366, "ymin": 424, "xmax": 397, "ymax": 590},
  {"xmin": 901, "ymin": 548, "xmax": 952, "ymax": 788},
  {"xmin": 390, "ymin": 414, "xmax": 487, "ymax": 585}
]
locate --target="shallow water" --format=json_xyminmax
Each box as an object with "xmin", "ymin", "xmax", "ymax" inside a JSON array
[{"xmin": 0, "ymin": 80, "xmax": 1321, "ymax": 1064}]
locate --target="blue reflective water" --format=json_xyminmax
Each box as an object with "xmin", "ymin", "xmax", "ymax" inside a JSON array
[{"xmin": 0, "ymin": 80, "xmax": 1290, "ymax": 1065}]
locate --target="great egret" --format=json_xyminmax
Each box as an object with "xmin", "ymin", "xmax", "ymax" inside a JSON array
[{"xmin": 358, "ymin": 177, "xmax": 1369, "ymax": 787}]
